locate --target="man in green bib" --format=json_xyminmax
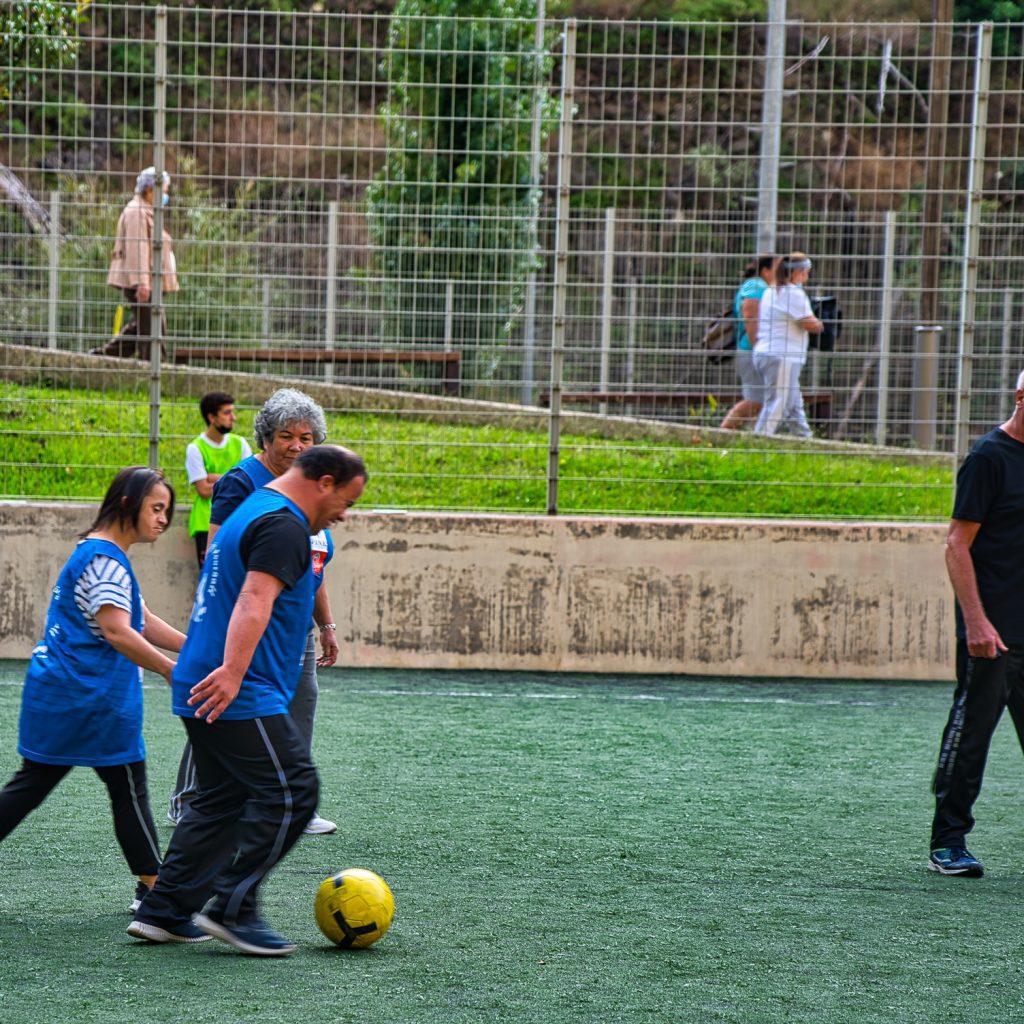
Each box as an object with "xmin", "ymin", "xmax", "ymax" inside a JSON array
[{"xmin": 185, "ymin": 392, "xmax": 252, "ymax": 568}]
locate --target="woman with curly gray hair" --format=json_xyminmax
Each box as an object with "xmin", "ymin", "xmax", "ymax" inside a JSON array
[
  {"xmin": 251, "ymin": 387, "xmax": 328, "ymax": 456},
  {"xmin": 168, "ymin": 388, "xmax": 339, "ymax": 836}
]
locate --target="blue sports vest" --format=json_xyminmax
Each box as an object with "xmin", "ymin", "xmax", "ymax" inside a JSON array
[
  {"xmin": 237, "ymin": 454, "xmax": 274, "ymax": 489},
  {"xmin": 172, "ymin": 488, "xmax": 314, "ymax": 720},
  {"xmin": 19, "ymin": 539, "xmax": 146, "ymax": 767},
  {"xmin": 216, "ymin": 455, "xmax": 331, "ymax": 592}
]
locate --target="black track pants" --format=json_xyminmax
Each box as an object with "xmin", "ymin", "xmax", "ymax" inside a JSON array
[
  {"xmin": 137, "ymin": 713, "xmax": 318, "ymax": 928},
  {"xmin": 931, "ymin": 641, "xmax": 1024, "ymax": 850},
  {"xmin": 0, "ymin": 757, "xmax": 162, "ymax": 875}
]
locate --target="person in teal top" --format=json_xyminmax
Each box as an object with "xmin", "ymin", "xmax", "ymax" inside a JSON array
[
  {"xmin": 185, "ymin": 392, "xmax": 252, "ymax": 568},
  {"xmin": 720, "ymin": 255, "xmax": 776, "ymax": 430}
]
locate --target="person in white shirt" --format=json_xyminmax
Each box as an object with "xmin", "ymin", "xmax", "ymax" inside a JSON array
[
  {"xmin": 185, "ymin": 392, "xmax": 252, "ymax": 568},
  {"xmin": 752, "ymin": 252, "xmax": 824, "ymax": 438}
]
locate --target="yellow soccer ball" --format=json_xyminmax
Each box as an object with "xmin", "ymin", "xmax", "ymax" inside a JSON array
[{"xmin": 314, "ymin": 868, "xmax": 395, "ymax": 949}]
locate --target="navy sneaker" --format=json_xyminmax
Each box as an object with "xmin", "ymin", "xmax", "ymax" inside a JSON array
[
  {"xmin": 194, "ymin": 911, "xmax": 296, "ymax": 957},
  {"xmin": 126, "ymin": 917, "xmax": 213, "ymax": 944},
  {"xmin": 129, "ymin": 881, "xmax": 150, "ymax": 914},
  {"xmin": 928, "ymin": 846, "xmax": 984, "ymax": 878}
]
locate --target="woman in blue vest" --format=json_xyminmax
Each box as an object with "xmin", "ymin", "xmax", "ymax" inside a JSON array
[
  {"xmin": 0, "ymin": 467, "xmax": 190, "ymax": 921},
  {"xmin": 167, "ymin": 388, "xmax": 339, "ymax": 837}
]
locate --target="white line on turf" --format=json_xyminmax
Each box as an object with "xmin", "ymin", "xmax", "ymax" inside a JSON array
[{"xmin": 0, "ymin": 679, "xmax": 892, "ymax": 707}]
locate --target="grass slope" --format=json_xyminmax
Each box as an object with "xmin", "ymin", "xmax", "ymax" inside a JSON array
[
  {"xmin": 0, "ymin": 664, "xmax": 1021, "ymax": 1023},
  {"xmin": 0, "ymin": 382, "xmax": 951, "ymax": 519}
]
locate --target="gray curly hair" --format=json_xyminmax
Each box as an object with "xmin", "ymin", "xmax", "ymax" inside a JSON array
[
  {"xmin": 252, "ymin": 388, "xmax": 327, "ymax": 450},
  {"xmin": 135, "ymin": 166, "xmax": 171, "ymax": 195}
]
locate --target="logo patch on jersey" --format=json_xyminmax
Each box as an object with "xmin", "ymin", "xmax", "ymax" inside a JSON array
[{"xmin": 311, "ymin": 530, "xmax": 329, "ymax": 579}]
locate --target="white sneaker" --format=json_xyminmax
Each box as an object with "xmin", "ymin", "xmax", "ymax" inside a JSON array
[{"xmin": 303, "ymin": 814, "xmax": 337, "ymax": 835}]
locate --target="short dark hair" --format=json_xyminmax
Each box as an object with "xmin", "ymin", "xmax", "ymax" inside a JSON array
[
  {"xmin": 294, "ymin": 445, "xmax": 367, "ymax": 486},
  {"xmin": 82, "ymin": 466, "xmax": 176, "ymax": 537},
  {"xmin": 200, "ymin": 391, "xmax": 234, "ymax": 426},
  {"xmin": 742, "ymin": 254, "xmax": 776, "ymax": 280}
]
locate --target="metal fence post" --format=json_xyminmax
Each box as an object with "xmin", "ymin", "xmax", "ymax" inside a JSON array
[
  {"xmin": 756, "ymin": 0, "xmax": 785, "ymax": 257},
  {"xmin": 444, "ymin": 279, "xmax": 455, "ymax": 353},
  {"xmin": 324, "ymin": 200, "xmax": 339, "ymax": 382},
  {"xmin": 875, "ymin": 210, "xmax": 896, "ymax": 445},
  {"xmin": 47, "ymin": 191, "xmax": 60, "ymax": 350},
  {"xmin": 954, "ymin": 22, "xmax": 992, "ymax": 464},
  {"xmin": 77, "ymin": 271, "xmax": 85, "ymax": 351},
  {"xmin": 1000, "ymin": 290, "xmax": 1013, "ymax": 391},
  {"xmin": 625, "ymin": 273, "xmax": 638, "ymax": 418},
  {"xmin": 261, "ymin": 277, "xmax": 272, "ymax": 344},
  {"xmin": 546, "ymin": 19, "xmax": 576, "ymax": 517},
  {"xmin": 599, "ymin": 207, "xmax": 615, "ymax": 415},
  {"xmin": 149, "ymin": 5, "xmax": 167, "ymax": 471},
  {"xmin": 913, "ymin": 9, "xmax": 954, "ymax": 451}
]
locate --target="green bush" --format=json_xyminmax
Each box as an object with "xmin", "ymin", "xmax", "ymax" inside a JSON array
[{"xmin": 367, "ymin": 0, "xmax": 558, "ymax": 390}]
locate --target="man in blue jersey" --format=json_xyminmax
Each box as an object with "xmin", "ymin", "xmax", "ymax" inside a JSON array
[{"xmin": 128, "ymin": 444, "xmax": 367, "ymax": 956}]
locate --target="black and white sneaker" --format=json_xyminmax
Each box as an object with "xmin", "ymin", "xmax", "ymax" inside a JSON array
[
  {"xmin": 928, "ymin": 846, "xmax": 984, "ymax": 877},
  {"xmin": 194, "ymin": 911, "xmax": 296, "ymax": 957},
  {"xmin": 129, "ymin": 881, "xmax": 150, "ymax": 914}
]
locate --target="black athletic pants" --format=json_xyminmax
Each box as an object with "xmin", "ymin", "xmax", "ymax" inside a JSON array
[
  {"xmin": 931, "ymin": 640, "xmax": 1024, "ymax": 850},
  {"xmin": 193, "ymin": 531, "xmax": 208, "ymax": 570},
  {"xmin": 0, "ymin": 757, "xmax": 162, "ymax": 875},
  {"xmin": 136, "ymin": 714, "xmax": 318, "ymax": 928}
]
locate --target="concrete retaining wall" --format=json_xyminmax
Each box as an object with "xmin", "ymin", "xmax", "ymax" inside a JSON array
[{"xmin": 0, "ymin": 502, "xmax": 952, "ymax": 680}]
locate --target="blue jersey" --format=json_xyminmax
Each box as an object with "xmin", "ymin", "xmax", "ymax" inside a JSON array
[
  {"xmin": 209, "ymin": 454, "xmax": 273, "ymax": 527},
  {"xmin": 211, "ymin": 454, "xmax": 332, "ymax": 592},
  {"xmin": 172, "ymin": 488, "xmax": 314, "ymax": 720},
  {"xmin": 19, "ymin": 539, "xmax": 145, "ymax": 767}
]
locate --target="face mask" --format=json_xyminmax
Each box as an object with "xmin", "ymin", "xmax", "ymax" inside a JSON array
[{"xmin": 162, "ymin": 193, "xmax": 169, "ymax": 207}]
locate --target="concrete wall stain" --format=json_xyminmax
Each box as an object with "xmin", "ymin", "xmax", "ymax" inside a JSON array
[
  {"xmin": 567, "ymin": 569, "xmax": 694, "ymax": 662},
  {"xmin": 0, "ymin": 503, "xmax": 953, "ymax": 679}
]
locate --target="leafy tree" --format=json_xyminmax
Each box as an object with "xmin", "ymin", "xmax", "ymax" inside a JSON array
[
  {"xmin": 0, "ymin": 0, "xmax": 91, "ymax": 110},
  {"xmin": 955, "ymin": 0, "xmax": 1024, "ymax": 18},
  {"xmin": 0, "ymin": 2, "xmax": 91, "ymax": 235},
  {"xmin": 954, "ymin": 0, "xmax": 1024, "ymax": 54},
  {"xmin": 366, "ymin": 0, "xmax": 558, "ymax": 387}
]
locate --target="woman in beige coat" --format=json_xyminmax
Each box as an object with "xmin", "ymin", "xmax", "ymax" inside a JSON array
[{"xmin": 94, "ymin": 167, "xmax": 179, "ymax": 360}]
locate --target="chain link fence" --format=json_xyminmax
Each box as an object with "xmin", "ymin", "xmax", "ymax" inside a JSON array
[{"xmin": 3, "ymin": 5, "xmax": 1022, "ymax": 515}]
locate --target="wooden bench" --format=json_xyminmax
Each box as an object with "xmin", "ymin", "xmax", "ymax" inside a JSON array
[
  {"xmin": 539, "ymin": 389, "xmax": 833, "ymax": 422},
  {"xmin": 171, "ymin": 346, "xmax": 461, "ymax": 396}
]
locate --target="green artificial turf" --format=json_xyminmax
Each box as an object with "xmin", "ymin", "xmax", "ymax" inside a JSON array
[
  {"xmin": 1, "ymin": 663, "xmax": 1021, "ymax": 1023},
  {"xmin": 0, "ymin": 381, "xmax": 952, "ymax": 519}
]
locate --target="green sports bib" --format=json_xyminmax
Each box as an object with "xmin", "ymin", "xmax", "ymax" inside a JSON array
[{"xmin": 187, "ymin": 432, "xmax": 245, "ymax": 536}]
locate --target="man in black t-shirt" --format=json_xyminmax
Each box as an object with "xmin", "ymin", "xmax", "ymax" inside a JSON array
[
  {"xmin": 128, "ymin": 445, "xmax": 367, "ymax": 955},
  {"xmin": 929, "ymin": 371, "xmax": 1024, "ymax": 878}
]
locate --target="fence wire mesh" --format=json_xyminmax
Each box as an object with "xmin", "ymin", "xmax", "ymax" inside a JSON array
[{"xmin": 3, "ymin": 5, "xmax": 1022, "ymax": 517}]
